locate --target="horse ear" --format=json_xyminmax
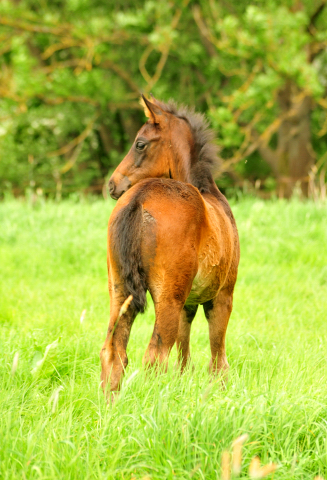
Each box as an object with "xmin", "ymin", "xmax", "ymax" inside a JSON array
[{"xmin": 140, "ymin": 94, "xmax": 165, "ymax": 124}]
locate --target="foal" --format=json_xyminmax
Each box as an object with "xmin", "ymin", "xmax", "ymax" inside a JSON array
[{"xmin": 100, "ymin": 96, "xmax": 240, "ymax": 399}]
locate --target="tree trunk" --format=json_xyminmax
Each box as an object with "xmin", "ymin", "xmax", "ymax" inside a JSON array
[
  {"xmin": 258, "ymin": 82, "xmax": 314, "ymax": 198},
  {"xmin": 276, "ymin": 82, "xmax": 313, "ymax": 197}
]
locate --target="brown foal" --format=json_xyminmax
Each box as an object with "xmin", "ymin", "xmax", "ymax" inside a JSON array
[{"xmin": 100, "ymin": 96, "xmax": 240, "ymax": 400}]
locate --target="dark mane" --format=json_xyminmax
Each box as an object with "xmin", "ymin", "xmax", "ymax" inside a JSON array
[{"xmin": 152, "ymin": 98, "xmax": 221, "ymax": 194}]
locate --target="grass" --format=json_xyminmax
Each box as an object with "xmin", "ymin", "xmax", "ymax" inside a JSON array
[{"xmin": 0, "ymin": 196, "xmax": 327, "ymax": 480}]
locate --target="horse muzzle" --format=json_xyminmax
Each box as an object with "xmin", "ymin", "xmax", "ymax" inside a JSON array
[{"xmin": 108, "ymin": 174, "xmax": 131, "ymax": 200}]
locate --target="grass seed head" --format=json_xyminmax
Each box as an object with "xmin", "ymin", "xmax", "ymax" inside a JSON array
[
  {"xmin": 51, "ymin": 386, "xmax": 64, "ymax": 414},
  {"xmin": 11, "ymin": 352, "xmax": 19, "ymax": 376},
  {"xmin": 232, "ymin": 433, "xmax": 249, "ymax": 475},
  {"xmin": 259, "ymin": 463, "xmax": 278, "ymax": 477},
  {"xmin": 249, "ymin": 457, "xmax": 262, "ymax": 478},
  {"xmin": 222, "ymin": 450, "xmax": 231, "ymax": 480},
  {"xmin": 80, "ymin": 309, "xmax": 86, "ymax": 323},
  {"xmin": 249, "ymin": 456, "xmax": 277, "ymax": 478},
  {"xmin": 119, "ymin": 295, "xmax": 133, "ymax": 317}
]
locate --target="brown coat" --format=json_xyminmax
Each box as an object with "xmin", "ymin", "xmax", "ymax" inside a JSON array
[{"xmin": 100, "ymin": 97, "xmax": 239, "ymax": 401}]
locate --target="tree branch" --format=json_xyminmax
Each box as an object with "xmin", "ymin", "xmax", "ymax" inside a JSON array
[
  {"xmin": 307, "ymin": 1, "xmax": 327, "ymax": 61},
  {"xmin": 221, "ymin": 93, "xmax": 309, "ymax": 173},
  {"xmin": 41, "ymin": 58, "xmax": 141, "ymax": 95},
  {"xmin": 257, "ymin": 143, "xmax": 279, "ymax": 177},
  {"xmin": 307, "ymin": 1, "xmax": 327, "ymax": 35},
  {"xmin": 47, "ymin": 114, "xmax": 99, "ymax": 157},
  {"xmin": 192, "ymin": 5, "xmax": 251, "ymax": 60},
  {"xmin": 100, "ymin": 60, "xmax": 140, "ymax": 95},
  {"xmin": 107, "ymin": 101, "xmax": 141, "ymax": 110},
  {"xmin": 140, "ymin": 1, "xmax": 190, "ymax": 92},
  {"xmin": 42, "ymin": 39, "xmax": 83, "ymax": 60},
  {"xmin": 0, "ymin": 16, "xmax": 71, "ymax": 35},
  {"xmin": 60, "ymin": 139, "xmax": 85, "ymax": 174},
  {"xmin": 37, "ymin": 94, "xmax": 99, "ymax": 106}
]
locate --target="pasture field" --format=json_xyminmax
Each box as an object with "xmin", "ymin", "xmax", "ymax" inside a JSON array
[{"xmin": 0, "ymin": 196, "xmax": 327, "ymax": 480}]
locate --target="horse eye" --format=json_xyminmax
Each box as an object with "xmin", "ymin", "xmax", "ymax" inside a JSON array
[{"xmin": 136, "ymin": 141, "xmax": 146, "ymax": 151}]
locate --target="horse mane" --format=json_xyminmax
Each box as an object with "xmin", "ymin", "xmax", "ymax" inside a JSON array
[{"xmin": 152, "ymin": 98, "xmax": 221, "ymax": 194}]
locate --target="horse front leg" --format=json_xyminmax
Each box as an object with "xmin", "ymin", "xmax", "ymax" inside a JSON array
[
  {"xmin": 100, "ymin": 294, "xmax": 136, "ymax": 401},
  {"xmin": 203, "ymin": 288, "xmax": 234, "ymax": 384}
]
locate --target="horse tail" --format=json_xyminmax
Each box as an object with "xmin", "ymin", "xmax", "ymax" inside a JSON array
[{"xmin": 110, "ymin": 196, "xmax": 147, "ymax": 314}]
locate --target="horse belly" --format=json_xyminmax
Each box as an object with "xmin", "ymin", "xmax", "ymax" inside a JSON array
[
  {"xmin": 187, "ymin": 273, "xmax": 217, "ymax": 305},
  {"xmin": 187, "ymin": 231, "xmax": 224, "ymax": 305},
  {"xmin": 186, "ymin": 202, "xmax": 236, "ymax": 305}
]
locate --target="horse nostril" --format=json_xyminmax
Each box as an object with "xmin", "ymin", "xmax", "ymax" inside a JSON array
[{"xmin": 108, "ymin": 180, "xmax": 115, "ymax": 194}]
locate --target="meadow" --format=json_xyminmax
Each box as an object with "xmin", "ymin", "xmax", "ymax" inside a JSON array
[{"xmin": 0, "ymin": 196, "xmax": 327, "ymax": 480}]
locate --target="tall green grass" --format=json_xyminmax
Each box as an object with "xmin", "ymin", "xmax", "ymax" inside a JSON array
[{"xmin": 1, "ymin": 197, "xmax": 327, "ymax": 479}]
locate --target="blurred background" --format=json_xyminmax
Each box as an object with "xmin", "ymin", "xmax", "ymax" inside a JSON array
[{"xmin": 0, "ymin": 0, "xmax": 327, "ymax": 200}]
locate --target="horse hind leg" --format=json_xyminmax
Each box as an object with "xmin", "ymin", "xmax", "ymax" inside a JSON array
[
  {"xmin": 143, "ymin": 268, "xmax": 197, "ymax": 372},
  {"xmin": 141, "ymin": 207, "xmax": 199, "ymax": 373},
  {"xmin": 142, "ymin": 298, "xmax": 184, "ymax": 372},
  {"xmin": 100, "ymin": 271, "xmax": 137, "ymax": 402},
  {"xmin": 203, "ymin": 288, "xmax": 234, "ymax": 384},
  {"xmin": 176, "ymin": 304, "xmax": 198, "ymax": 372}
]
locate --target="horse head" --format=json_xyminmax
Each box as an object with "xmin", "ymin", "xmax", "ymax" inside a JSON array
[{"xmin": 108, "ymin": 95, "xmax": 193, "ymax": 199}]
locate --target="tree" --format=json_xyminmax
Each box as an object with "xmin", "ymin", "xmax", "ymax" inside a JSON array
[
  {"xmin": 194, "ymin": 0, "xmax": 327, "ymax": 197},
  {"xmin": 0, "ymin": 0, "xmax": 327, "ymax": 198}
]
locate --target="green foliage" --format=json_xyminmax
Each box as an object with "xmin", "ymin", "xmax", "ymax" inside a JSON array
[
  {"xmin": 1, "ymin": 198, "xmax": 327, "ymax": 478},
  {"xmin": 0, "ymin": 0, "xmax": 327, "ymax": 196}
]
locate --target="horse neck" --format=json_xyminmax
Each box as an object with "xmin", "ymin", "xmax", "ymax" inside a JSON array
[
  {"xmin": 167, "ymin": 134, "xmax": 221, "ymax": 198},
  {"xmin": 169, "ymin": 148, "xmax": 221, "ymax": 199},
  {"xmin": 169, "ymin": 147, "xmax": 192, "ymax": 183}
]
